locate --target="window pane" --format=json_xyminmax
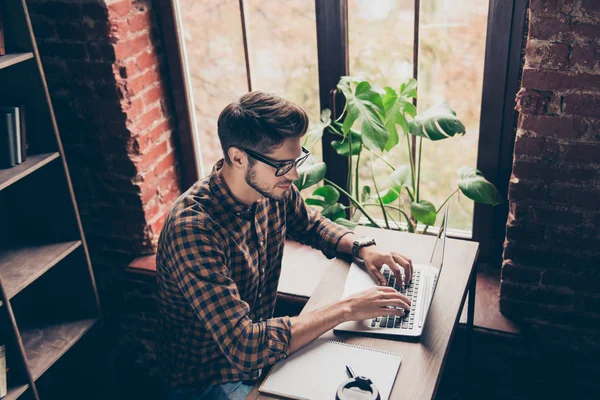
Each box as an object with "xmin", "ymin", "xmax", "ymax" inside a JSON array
[
  {"xmin": 245, "ymin": 0, "xmax": 321, "ymax": 162},
  {"xmin": 347, "ymin": 0, "xmax": 489, "ymax": 232},
  {"xmin": 418, "ymin": 0, "xmax": 489, "ymax": 231},
  {"xmin": 179, "ymin": 0, "xmax": 248, "ymax": 174}
]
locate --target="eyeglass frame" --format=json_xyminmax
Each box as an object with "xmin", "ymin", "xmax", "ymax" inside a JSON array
[{"xmin": 240, "ymin": 146, "xmax": 310, "ymax": 177}]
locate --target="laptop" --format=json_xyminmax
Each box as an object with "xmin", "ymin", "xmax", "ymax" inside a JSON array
[{"xmin": 334, "ymin": 205, "xmax": 450, "ymax": 340}]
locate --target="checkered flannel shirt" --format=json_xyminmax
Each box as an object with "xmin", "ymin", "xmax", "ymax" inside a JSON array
[{"xmin": 156, "ymin": 159, "xmax": 351, "ymax": 390}]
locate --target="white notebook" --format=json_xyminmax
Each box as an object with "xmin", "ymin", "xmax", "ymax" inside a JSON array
[{"xmin": 259, "ymin": 338, "xmax": 402, "ymax": 400}]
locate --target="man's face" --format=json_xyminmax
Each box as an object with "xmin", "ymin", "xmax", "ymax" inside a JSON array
[{"xmin": 244, "ymin": 137, "xmax": 302, "ymax": 201}]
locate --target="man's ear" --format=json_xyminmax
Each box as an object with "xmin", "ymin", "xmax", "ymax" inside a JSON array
[{"xmin": 228, "ymin": 147, "xmax": 247, "ymax": 170}]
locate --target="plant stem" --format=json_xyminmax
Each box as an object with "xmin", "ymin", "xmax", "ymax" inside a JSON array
[
  {"xmin": 416, "ymin": 137, "xmax": 423, "ymax": 203},
  {"xmin": 329, "ymin": 123, "xmax": 345, "ymax": 137},
  {"xmin": 437, "ymin": 188, "xmax": 459, "ymax": 213},
  {"xmin": 406, "ymin": 132, "xmax": 416, "ymax": 196},
  {"xmin": 355, "ymin": 143, "xmax": 361, "ymax": 201},
  {"xmin": 370, "ymin": 153, "xmax": 390, "ymax": 229},
  {"xmin": 347, "ymin": 128, "xmax": 353, "ymax": 204},
  {"xmin": 363, "ymin": 204, "xmax": 415, "ymax": 231},
  {"xmin": 324, "ymin": 178, "xmax": 381, "ymax": 228}
]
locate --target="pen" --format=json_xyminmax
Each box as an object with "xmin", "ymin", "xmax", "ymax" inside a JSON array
[{"xmin": 345, "ymin": 364, "xmax": 355, "ymax": 378}]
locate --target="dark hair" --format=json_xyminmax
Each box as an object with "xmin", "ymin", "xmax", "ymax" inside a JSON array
[{"xmin": 217, "ymin": 91, "xmax": 309, "ymax": 164}]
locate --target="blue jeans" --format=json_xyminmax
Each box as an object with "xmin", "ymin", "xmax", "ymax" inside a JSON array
[{"xmin": 167, "ymin": 382, "xmax": 254, "ymax": 400}]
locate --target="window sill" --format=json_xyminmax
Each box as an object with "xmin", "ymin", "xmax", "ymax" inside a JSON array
[{"xmin": 127, "ymin": 245, "xmax": 521, "ymax": 336}]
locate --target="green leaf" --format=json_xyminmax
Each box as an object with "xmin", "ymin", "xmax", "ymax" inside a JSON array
[
  {"xmin": 302, "ymin": 109, "xmax": 331, "ymax": 150},
  {"xmin": 292, "ymin": 157, "xmax": 326, "ymax": 191},
  {"xmin": 409, "ymin": 102, "xmax": 466, "ymax": 141},
  {"xmin": 322, "ymin": 203, "xmax": 346, "ymax": 221},
  {"xmin": 312, "ymin": 185, "xmax": 340, "ymax": 204},
  {"xmin": 331, "ymin": 131, "xmax": 362, "ymax": 156},
  {"xmin": 399, "ymin": 78, "xmax": 418, "ymax": 99},
  {"xmin": 390, "ymin": 165, "xmax": 412, "ymax": 188},
  {"xmin": 411, "ymin": 200, "xmax": 437, "ymax": 226},
  {"xmin": 457, "ymin": 166, "xmax": 502, "ymax": 206},
  {"xmin": 335, "ymin": 218, "xmax": 358, "ymax": 230},
  {"xmin": 376, "ymin": 188, "xmax": 400, "ymax": 204},
  {"xmin": 305, "ymin": 198, "xmax": 326, "ymax": 207},
  {"xmin": 337, "ymin": 77, "xmax": 389, "ymax": 152},
  {"xmin": 361, "ymin": 185, "xmax": 371, "ymax": 203}
]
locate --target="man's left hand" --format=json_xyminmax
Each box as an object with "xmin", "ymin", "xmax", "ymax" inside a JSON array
[{"xmin": 358, "ymin": 246, "xmax": 413, "ymax": 289}]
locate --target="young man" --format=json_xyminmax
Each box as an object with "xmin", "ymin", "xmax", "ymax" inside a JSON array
[{"xmin": 157, "ymin": 91, "xmax": 413, "ymax": 400}]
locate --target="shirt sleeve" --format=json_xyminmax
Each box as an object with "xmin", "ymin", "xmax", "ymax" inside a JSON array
[
  {"xmin": 166, "ymin": 221, "xmax": 292, "ymax": 374},
  {"xmin": 285, "ymin": 184, "xmax": 352, "ymax": 259}
]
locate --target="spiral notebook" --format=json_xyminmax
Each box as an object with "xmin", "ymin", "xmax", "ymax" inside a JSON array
[{"xmin": 259, "ymin": 338, "xmax": 402, "ymax": 400}]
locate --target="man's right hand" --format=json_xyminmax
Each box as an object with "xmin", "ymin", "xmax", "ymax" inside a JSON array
[{"xmin": 342, "ymin": 286, "xmax": 412, "ymax": 322}]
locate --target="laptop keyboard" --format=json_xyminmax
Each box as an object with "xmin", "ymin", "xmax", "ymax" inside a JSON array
[{"xmin": 370, "ymin": 267, "xmax": 420, "ymax": 330}]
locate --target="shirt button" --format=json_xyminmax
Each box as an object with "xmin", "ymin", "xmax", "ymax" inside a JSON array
[
  {"xmin": 259, "ymin": 240, "xmax": 264, "ymax": 247},
  {"xmin": 258, "ymin": 293, "xmax": 262, "ymax": 298},
  {"xmin": 261, "ymin": 268, "xmax": 265, "ymax": 273}
]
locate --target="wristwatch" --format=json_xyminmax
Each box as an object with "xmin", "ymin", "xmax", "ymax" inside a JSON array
[{"xmin": 352, "ymin": 237, "xmax": 376, "ymax": 259}]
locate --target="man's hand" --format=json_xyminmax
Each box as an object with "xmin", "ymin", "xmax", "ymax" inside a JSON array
[
  {"xmin": 358, "ymin": 245, "xmax": 413, "ymax": 288},
  {"xmin": 343, "ymin": 286, "xmax": 412, "ymax": 321}
]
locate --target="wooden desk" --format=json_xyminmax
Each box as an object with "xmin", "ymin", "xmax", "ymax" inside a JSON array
[{"xmin": 250, "ymin": 226, "xmax": 479, "ymax": 400}]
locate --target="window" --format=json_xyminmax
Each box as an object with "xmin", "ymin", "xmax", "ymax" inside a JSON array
[{"xmin": 161, "ymin": 0, "xmax": 527, "ymax": 264}]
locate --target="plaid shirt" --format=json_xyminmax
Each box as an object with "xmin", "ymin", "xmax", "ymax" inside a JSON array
[{"xmin": 156, "ymin": 160, "xmax": 350, "ymax": 390}]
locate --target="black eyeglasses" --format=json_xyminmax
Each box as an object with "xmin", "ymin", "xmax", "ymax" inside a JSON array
[{"xmin": 242, "ymin": 146, "xmax": 310, "ymax": 177}]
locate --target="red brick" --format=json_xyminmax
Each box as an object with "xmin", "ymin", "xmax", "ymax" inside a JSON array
[
  {"xmin": 136, "ymin": 50, "xmax": 160, "ymax": 72},
  {"xmin": 124, "ymin": 97, "xmax": 145, "ymax": 117},
  {"xmin": 530, "ymin": 0, "xmax": 576, "ymax": 16},
  {"xmin": 501, "ymin": 263, "xmax": 542, "ymax": 285},
  {"xmin": 506, "ymin": 223, "xmax": 546, "ymax": 245},
  {"xmin": 514, "ymin": 135, "xmax": 545, "ymax": 158},
  {"xmin": 146, "ymin": 119, "xmax": 171, "ymax": 141},
  {"xmin": 133, "ymin": 106, "xmax": 164, "ymax": 134},
  {"xmin": 512, "ymin": 160, "xmax": 557, "ymax": 181},
  {"xmin": 515, "ymin": 88, "xmax": 550, "ymax": 115},
  {"xmin": 508, "ymin": 180, "xmax": 548, "ymax": 201},
  {"xmin": 571, "ymin": 22, "xmax": 600, "ymax": 42},
  {"xmin": 138, "ymin": 141, "xmax": 168, "ymax": 171},
  {"xmin": 571, "ymin": 45, "xmax": 599, "ymax": 70},
  {"xmin": 127, "ymin": 68, "xmax": 161, "ymax": 96},
  {"xmin": 144, "ymin": 198, "xmax": 160, "ymax": 219},
  {"xmin": 108, "ymin": 0, "xmax": 132, "ymax": 19},
  {"xmin": 522, "ymin": 68, "xmax": 600, "ymax": 90},
  {"xmin": 529, "ymin": 16, "xmax": 570, "ymax": 41},
  {"xmin": 142, "ymin": 84, "xmax": 164, "ymax": 108},
  {"xmin": 551, "ymin": 187, "xmax": 600, "ymax": 208},
  {"xmin": 526, "ymin": 41, "xmax": 570, "ymax": 70},
  {"xmin": 545, "ymin": 227, "xmax": 600, "ymax": 251},
  {"xmin": 114, "ymin": 33, "xmax": 150, "ymax": 60},
  {"xmin": 531, "ymin": 207, "xmax": 585, "ymax": 225},
  {"xmin": 153, "ymin": 151, "xmax": 176, "ymax": 177},
  {"xmin": 563, "ymin": 142, "xmax": 600, "ymax": 163},
  {"xmin": 128, "ymin": 10, "xmax": 152, "ymax": 34},
  {"xmin": 520, "ymin": 115, "xmax": 586, "ymax": 140},
  {"xmin": 563, "ymin": 93, "xmax": 600, "ymax": 118}
]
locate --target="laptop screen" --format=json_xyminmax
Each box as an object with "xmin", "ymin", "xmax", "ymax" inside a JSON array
[{"xmin": 429, "ymin": 204, "xmax": 449, "ymax": 270}]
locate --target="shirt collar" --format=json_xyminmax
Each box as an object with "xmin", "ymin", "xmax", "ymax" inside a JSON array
[{"xmin": 209, "ymin": 159, "xmax": 260, "ymax": 218}]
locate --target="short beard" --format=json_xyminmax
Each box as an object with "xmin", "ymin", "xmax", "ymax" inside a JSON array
[{"xmin": 245, "ymin": 164, "xmax": 286, "ymax": 201}]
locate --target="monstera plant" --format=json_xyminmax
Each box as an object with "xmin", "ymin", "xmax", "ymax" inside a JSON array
[{"xmin": 294, "ymin": 76, "xmax": 501, "ymax": 233}]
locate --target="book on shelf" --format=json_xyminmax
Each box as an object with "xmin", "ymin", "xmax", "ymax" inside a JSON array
[
  {"xmin": 0, "ymin": 6, "xmax": 6, "ymax": 56},
  {"xmin": 0, "ymin": 106, "xmax": 27, "ymax": 169}
]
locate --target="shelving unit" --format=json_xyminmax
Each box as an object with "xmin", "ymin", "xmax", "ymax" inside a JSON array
[{"xmin": 0, "ymin": 1, "xmax": 106, "ymax": 399}]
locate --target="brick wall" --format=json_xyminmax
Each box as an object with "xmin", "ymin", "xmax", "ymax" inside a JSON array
[
  {"xmin": 28, "ymin": 0, "xmax": 181, "ymax": 265},
  {"xmin": 502, "ymin": 0, "xmax": 600, "ymax": 356}
]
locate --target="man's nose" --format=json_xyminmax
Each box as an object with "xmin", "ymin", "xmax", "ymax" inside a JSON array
[{"xmin": 286, "ymin": 165, "xmax": 300, "ymax": 181}]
